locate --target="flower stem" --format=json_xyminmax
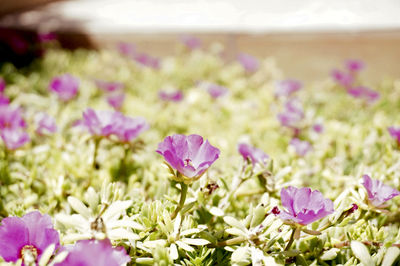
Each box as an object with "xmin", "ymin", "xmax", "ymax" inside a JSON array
[
  {"xmin": 92, "ymin": 138, "xmax": 101, "ymax": 169},
  {"xmin": 285, "ymin": 228, "xmax": 296, "ymax": 251},
  {"xmin": 171, "ymin": 182, "xmax": 188, "ymax": 220},
  {"xmin": 215, "ymin": 236, "xmax": 247, "ymax": 247}
]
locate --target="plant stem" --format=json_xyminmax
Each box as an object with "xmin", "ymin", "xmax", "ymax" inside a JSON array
[
  {"xmin": 215, "ymin": 236, "xmax": 247, "ymax": 247},
  {"xmin": 171, "ymin": 182, "xmax": 188, "ymax": 220},
  {"xmin": 92, "ymin": 138, "xmax": 100, "ymax": 169},
  {"xmin": 285, "ymin": 228, "xmax": 296, "ymax": 251}
]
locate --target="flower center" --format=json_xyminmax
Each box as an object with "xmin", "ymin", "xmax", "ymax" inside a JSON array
[
  {"xmin": 20, "ymin": 245, "xmax": 38, "ymax": 265},
  {"xmin": 91, "ymin": 216, "xmax": 107, "ymax": 234},
  {"xmin": 184, "ymin": 158, "xmax": 192, "ymax": 167}
]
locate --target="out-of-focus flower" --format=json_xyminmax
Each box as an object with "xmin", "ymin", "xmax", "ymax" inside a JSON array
[
  {"xmin": 238, "ymin": 143, "xmax": 269, "ymax": 166},
  {"xmin": 237, "ymin": 53, "xmax": 259, "ymax": 73},
  {"xmin": 38, "ymin": 32, "xmax": 57, "ymax": 43},
  {"xmin": 362, "ymin": 175, "xmax": 400, "ymax": 207},
  {"xmin": 0, "ymin": 211, "xmax": 60, "ymax": 264},
  {"xmin": 95, "ymin": 80, "xmax": 124, "ymax": 93},
  {"xmin": 49, "ymin": 74, "xmax": 79, "ymax": 101},
  {"xmin": 0, "ymin": 128, "xmax": 30, "ymax": 150},
  {"xmin": 107, "ymin": 92, "xmax": 125, "ymax": 110},
  {"xmin": 207, "ymin": 83, "xmax": 228, "ymax": 99},
  {"xmin": 388, "ymin": 126, "xmax": 400, "ymax": 146},
  {"xmin": 331, "ymin": 69, "xmax": 353, "ymax": 88},
  {"xmin": 290, "ymin": 138, "xmax": 312, "ymax": 156},
  {"xmin": 347, "ymin": 86, "xmax": 380, "ymax": 103},
  {"xmin": 134, "ymin": 53, "xmax": 160, "ymax": 69},
  {"xmin": 0, "ymin": 95, "xmax": 9, "ymax": 106},
  {"xmin": 117, "ymin": 42, "xmax": 135, "ymax": 57},
  {"xmin": 180, "ymin": 35, "xmax": 201, "ymax": 50},
  {"xmin": 156, "ymin": 134, "xmax": 220, "ymax": 182},
  {"xmin": 277, "ymin": 99, "xmax": 304, "ymax": 129},
  {"xmin": 275, "ymin": 79, "xmax": 302, "ymax": 98},
  {"xmin": 0, "ymin": 77, "xmax": 5, "ymax": 93},
  {"xmin": 113, "ymin": 115, "xmax": 149, "ymax": 143},
  {"xmin": 345, "ymin": 59, "xmax": 365, "ymax": 72},
  {"xmin": 55, "ymin": 239, "xmax": 130, "ymax": 266},
  {"xmin": 82, "ymin": 109, "xmax": 121, "ymax": 138},
  {"xmin": 35, "ymin": 112, "xmax": 57, "ymax": 135},
  {"xmin": 278, "ymin": 186, "xmax": 334, "ymax": 225},
  {"xmin": 312, "ymin": 123, "xmax": 324, "ymax": 133},
  {"xmin": 0, "ymin": 105, "xmax": 26, "ymax": 129},
  {"xmin": 159, "ymin": 90, "xmax": 184, "ymax": 102}
]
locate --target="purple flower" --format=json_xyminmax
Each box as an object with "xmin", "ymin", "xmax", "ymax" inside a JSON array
[
  {"xmin": 290, "ymin": 138, "xmax": 312, "ymax": 157},
  {"xmin": 180, "ymin": 35, "xmax": 202, "ymax": 50},
  {"xmin": 113, "ymin": 115, "xmax": 149, "ymax": 143},
  {"xmin": 312, "ymin": 123, "xmax": 324, "ymax": 133},
  {"xmin": 0, "ymin": 211, "xmax": 60, "ymax": 264},
  {"xmin": 159, "ymin": 90, "xmax": 184, "ymax": 102},
  {"xmin": 0, "ymin": 77, "xmax": 5, "ymax": 93},
  {"xmin": 345, "ymin": 59, "xmax": 365, "ymax": 72},
  {"xmin": 107, "ymin": 92, "xmax": 125, "ymax": 110},
  {"xmin": 207, "ymin": 84, "xmax": 228, "ymax": 99},
  {"xmin": 82, "ymin": 109, "xmax": 121, "ymax": 138},
  {"xmin": 117, "ymin": 42, "xmax": 135, "ymax": 57},
  {"xmin": 331, "ymin": 69, "xmax": 353, "ymax": 88},
  {"xmin": 275, "ymin": 79, "xmax": 302, "ymax": 98},
  {"xmin": 279, "ymin": 186, "xmax": 334, "ymax": 225},
  {"xmin": 237, "ymin": 53, "xmax": 259, "ymax": 73},
  {"xmin": 238, "ymin": 143, "xmax": 269, "ymax": 165},
  {"xmin": 49, "ymin": 74, "xmax": 79, "ymax": 101},
  {"xmin": 35, "ymin": 112, "xmax": 57, "ymax": 135},
  {"xmin": 1, "ymin": 128, "xmax": 30, "ymax": 150},
  {"xmin": 0, "ymin": 105, "xmax": 26, "ymax": 130},
  {"xmin": 388, "ymin": 126, "xmax": 400, "ymax": 145},
  {"xmin": 55, "ymin": 239, "xmax": 130, "ymax": 266},
  {"xmin": 134, "ymin": 53, "xmax": 160, "ymax": 69},
  {"xmin": 95, "ymin": 80, "xmax": 124, "ymax": 93},
  {"xmin": 362, "ymin": 175, "xmax": 400, "ymax": 207},
  {"xmin": 347, "ymin": 86, "xmax": 380, "ymax": 103},
  {"xmin": 277, "ymin": 99, "xmax": 304, "ymax": 129},
  {"xmin": 156, "ymin": 134, "xmax": 220, "ymax": 179},
  {"xmin": 0, "ymin": 95, "xmax": 9, "ymax": 106}
]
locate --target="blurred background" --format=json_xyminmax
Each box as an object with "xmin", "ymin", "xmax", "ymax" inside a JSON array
[{"xmin": 1, "ymin": 0, "xmax": 399, "ymax": 81}]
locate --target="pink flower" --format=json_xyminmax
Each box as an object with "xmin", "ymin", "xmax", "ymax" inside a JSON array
[
  {"xmin": 82, "ymin": 109, "xmax": 121, "ymax": 138},
  {"xmin": 0, "ymin": 77, "xmax": 5, "ymax": 93},
  {"xmin": 0, "ymin": 95, "xmax": 9, "ymax": 106},
  {"xmin": 180, "ymin": 35, "xmax": 202, "ymax": 50},
  {"xmin": 95, "ymin": 80, "xmax": 124, "ymax": 93},
  {"xmin": 238, "ymin": 143, "xmax": 269, "ymax": 165},
  {"xmin": 0, "ymin": 105, "xmax": 26, "ymax": 130},
  {"xmin": 277, "ymin": 99, "xmax": 304, "ymax": 129},
  {"xmin": 38, "ymin": 32, "xmax": 57, "ymax": 43},
  {"xmin": 158, "ymin": 90, "xmax": 184, "ymax": 102},
  {"xmin": 290, "ymin": 138, "xmax": 312, "ymax": 157},
  {"xmin": 237, "ymin": 53, "xmax": 259, "ymax": 73},
  {"xmin": 35, "ymin": 112, "xmax": 57, "ymax": 135},
  {"xmin": 134, "ymin": 53, "xmax": 160, "ymax": 69},
  {"xmin": 345, "ymin": 59, "xmax": 365, "ymax": 72},
  {"xmin": 1, "ymin": 128, "xmax": 30, "ymax": 150},
  {"xmin": 362, "ymin": 175, "xmax": 400, "ymax": 207},
  {"xmin": 347, "ymin": 86, "xmax": 380, "ymax": 103},
  {"xmin": 331, "ymin": 69, "xmax": 353, "ymax": 88},
  {"xmin": 55, "ymin": 239, "xmax": 130, "ymax": 266},
  {"xmin": 275, "ymin": 79, "xmax": 302, "ymax": 98},
  {"xmin": 49, "ymin": 74, "xmax": 79, "ymax": 101},
  {"xmin": 117, "ymin": 42, "xmax": 135, "ymax": 57},
  {"xmin": 113, "ymin": 115, "xmax": 149, "ymax": 143},
  {"xmin": 107, "ymin": 92, "xmax": 125, "ymax": 110},
  {"xmin": 207, "ymin": 84, "xmax": 228, "ymax": 99},
  {"xmin": 279, "ymin": 186, "xmax": 334, "ymax": 225},
  {"xmin": 312, "ymin": 123, "xmax": 324, "ymax": 133},
  {"xmin": 0, "ymin": 211, "xmax": 60, "ymax": 264},
  {"xmin": 388, "ymin": 126, "xmax": 400, "ymax": 145},
  {"xmin": 156, "ymin": 134, "xmax": 220, "ymax": 179}
]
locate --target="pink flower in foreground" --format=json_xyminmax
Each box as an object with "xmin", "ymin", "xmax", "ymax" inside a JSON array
[
  {"xmin": 279, "ymin": 186, "xmax": 334, "ymax": 225},
  {"xmin": 345, "ymin": 59, "xmax": 365, "ymax": 72},
  {"xmin": 0, "ymin": 95, "xmax": 9, "ymax": 106},
  {"xmin": 35, "ymin": 112, "xmax": 57, "ymax": 135},
  {"xmin": 331, "ymin": 69, "xmax": 353, "ymax": 88},
  {"xmin": 237, "ymin": 53, "xmax": 259, "ymax": 73},
  {"xmin": 107, "ymin": 92, "xmax": 125, "ymax": 110},
  {"xmin": 238, "ymin": 143, "xmax": 269, "ymax": 166},
  {"xmin": 55, "ymin": 239, "xmax": 130, "ymax": 266},
  {"xmin": 0, "ymin": 77, "xmax": 5, "ymax": 93},
  {"xmin": 159, "ymin": 90, "xmax": 184, "ymax": 102},
  {"xmin": 0, "ymin": 105, "xmax": 26, "ymax": 130},
  {"xmin": 362, "ymin": 175, "xmax": 400, "ymax": 207},
  {"xmin": 180, "ymin": 35, "xmax": 202, "ymax": 50},
  {"xmin": 156, "ymin": 134, "xmax": 220, "ymax": 179},
  {"xmin": 275, "ymin": 79, "xmax": 302, "ymax": 98},
  {"xmin": 49, "ymin": 74, "xmax": 79, "ymax": 101},
  {"xmin": 207, "ymin": 84, "xmax": 228, "ymax": 99},
  {"xmin": 95, "ymin": 80, "xmax": 124, "ymax": 93},
  {"xmin": 290, "ymin": 138, "xmax": 312, "ymax": 156},
  {"xmin": 388, "ymin": 126, "xmax": 400, "ymax": 146},
  {"xmin": 1, "ymin": 128, "xmax": 30, "ymax": 150},
  {"xmin": 347, "ymin": 86, "xmax": 380, "ymax": 103},
  {"xmin": 0, "ymin": 211, "xmax": 60, "ymax": 264}
]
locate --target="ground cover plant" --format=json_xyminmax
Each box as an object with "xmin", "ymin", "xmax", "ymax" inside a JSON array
[{"xmin": 0, "ymin": 36, "xmax": 400, "ymax": 265}]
